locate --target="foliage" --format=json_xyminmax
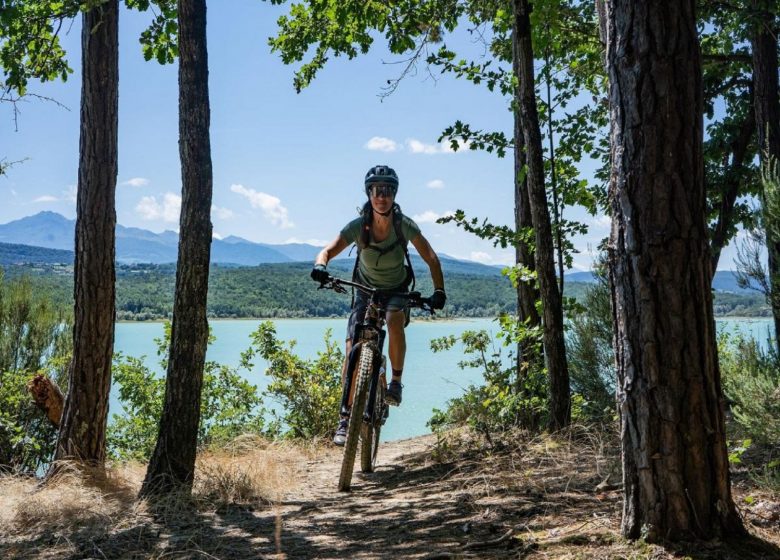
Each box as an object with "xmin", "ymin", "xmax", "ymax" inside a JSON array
[
  {"xmin": 428, "ymin": 325, "xmax": 548, "ymax": 443},
  {"xmin": 0, "ymin": 273, "xmax": 71, "ymax": 473},
  {"xmin": 565, "ymin": 262, "xmax": 615, "ymax": 422},
  {"xmin": 242, "ymin": 321, "xmax": 343, "ymax": 440},
  {"xmin": 108, "ymin": 324, "xmax": 266, "ymax": 461},
  {"xmin": 735, "ymin": 156, "xmax": 780, "ymax": 322},
  {"xmin": 719, "ymin": 332, "xmax": 780, "ymax": 447}
]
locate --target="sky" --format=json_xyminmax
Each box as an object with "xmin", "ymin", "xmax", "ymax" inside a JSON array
[{"xmin": 0, "ymin": 1, "xmax": 741, "ymax": 271}]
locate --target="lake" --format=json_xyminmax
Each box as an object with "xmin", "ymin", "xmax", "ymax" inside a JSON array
[{"xmin": 112, "ymin": 316, "xmax": 774, "ymax": 442}]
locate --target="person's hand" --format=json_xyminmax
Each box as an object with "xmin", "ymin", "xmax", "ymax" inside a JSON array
[
  {"xmin": 311, "ymin": 264, "xmax": 329, "ymax": 283},
  {"xmin": 430, "ymin": 289, "xmax": 446, "ymax": 310}
]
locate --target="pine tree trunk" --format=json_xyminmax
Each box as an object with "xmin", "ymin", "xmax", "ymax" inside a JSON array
[
  {"xmin": 513, "ymin": 93, "xmax": 542, "ymax": 384},
  {"xmin": 605, "ymin": 0, "xmax": 745, "ymax": 541},
  {"xmin": 511, "ymin": 0, "xmax": 570, "ymax": 430},
  {"xmin": 750, "ymin": 0, "xmax": 780, "ymax": 354},
  {"xmin": 140, "ymin": 0, "xmax": 213, "ymax": 496},
  {"xmin": 52, "ymin": 0, "xmax": 118, "ymax": 469}
]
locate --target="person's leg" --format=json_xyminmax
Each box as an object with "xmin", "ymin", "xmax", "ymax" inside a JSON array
[{"xmin": 385, "ymin": 308, "xmax": 406, "ymax": 405}]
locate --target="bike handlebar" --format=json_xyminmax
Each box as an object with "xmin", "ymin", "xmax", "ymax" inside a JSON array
[{"xmin": 315, "ymin": 274, "xmax": 435, "ymax": 314}]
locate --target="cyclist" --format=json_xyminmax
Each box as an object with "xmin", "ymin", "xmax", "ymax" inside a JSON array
[{"xmin": 311, "ymin": 165, "xmax": 446, "ymax": 445}]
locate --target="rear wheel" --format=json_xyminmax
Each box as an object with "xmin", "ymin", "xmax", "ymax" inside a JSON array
[
  {"xmin": 338, "ymin": 344, "xmax": 374, "ymax": 491},
  {"xmin": 360, "ymin": 380, "xmax": 385, "ymax": 473}
]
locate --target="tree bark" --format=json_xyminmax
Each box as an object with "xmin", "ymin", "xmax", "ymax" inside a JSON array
[
  {"xmin": 750, "ymin": 0, "xmax": 780, "ymax": 353},
  {"xmin": 512, "ymin": 66, "xmax": 542, "ymax": 385},
  {"xmin": 605, "ymin": 0, "xmax": 745, "ymax": 541},
  {"xmin": 28, "ymin": 374, "xmax": 64, "ymax": 428},
  {"xmin": 52, "ymin": 0, "xmax": 118, "ymax": 469},
  {"xmin": 511, "ymin": 0, "xmax": 570, "ymax": 430},
  {"xmin": 140, "ymin": 0, "xmax": 213, "ymax": 496}
]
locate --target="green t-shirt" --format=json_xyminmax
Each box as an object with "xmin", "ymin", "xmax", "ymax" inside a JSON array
[{"xmin": 340, "ymin": 213, "xmax": 421, "ymax": 289}]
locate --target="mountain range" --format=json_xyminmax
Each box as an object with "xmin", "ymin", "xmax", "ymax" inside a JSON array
[
  {"xmin": 0, "ymin": 211, "xmax": 502, "ymax": 276},
  {"xmin": 0, "ymin": 212, "xmax": 761, "ymax": 293}
]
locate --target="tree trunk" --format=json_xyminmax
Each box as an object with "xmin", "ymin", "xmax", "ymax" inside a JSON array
[
  {"xmin": 52, "ymin": 0, "xmax": 118, "ymax": 469},
  {"xmin": 750, "ymin": 0, "xmax": 780, "ymax": 353},
  {"xmin": 511, "ymin": 0, "xmax": 570, "ymax": 430},
  {"xmin": 140, "ymin": 0, "xmax": 213, "ymax": 496},
  {"xmin": 512, "ymin": 73, "xmax": 542, "ymax": 385},
  {"xmin": 605, "ymin": 0, "xmax": 745, "ymax": 541}
]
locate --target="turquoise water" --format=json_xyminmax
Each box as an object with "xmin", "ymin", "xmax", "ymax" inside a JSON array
[
  {"xmin": 112, "ymin": 317, "xmax": 774, "ymax": 442},
  {"xmin": 112, "ymin": 317, "xmax": 503, "ymax": 442}
]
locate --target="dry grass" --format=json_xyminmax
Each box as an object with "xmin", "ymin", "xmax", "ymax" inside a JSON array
[{"xmin": 0, "ymin": 435, "xmax": 306, "ymax": 560}]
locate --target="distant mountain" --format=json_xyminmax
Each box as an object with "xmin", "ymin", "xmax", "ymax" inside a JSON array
[
  {"xmin": 0, "ymin": 212, "xmax": 300, "ymax": 265},
  {"xmin": 564, "ymin": 270, "xmax": 760, "ymax": 295}
]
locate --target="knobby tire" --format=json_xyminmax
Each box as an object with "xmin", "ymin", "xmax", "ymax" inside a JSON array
[
  {"xmin": 338, "ymin": 344, "xmax": 374, "ymax": 491},
  {"xmin": 360, "ymin": 380, "xmax": 384, "ymax": 473}
]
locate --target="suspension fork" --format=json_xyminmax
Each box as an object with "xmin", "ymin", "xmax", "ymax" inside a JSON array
[{"xmin": 339, "ymin": 330, "xmax": 386, "ymax": 418}]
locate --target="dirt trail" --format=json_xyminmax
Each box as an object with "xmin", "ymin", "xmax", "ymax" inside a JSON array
[{"xmin": 226, "ymin": 432, "xmax": 620, "ymax": 559}]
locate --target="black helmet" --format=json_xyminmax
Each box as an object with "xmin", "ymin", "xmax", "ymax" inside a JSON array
[{"xmin": 364, "ymin": 165, "xmax": 399, "ymax": 195}]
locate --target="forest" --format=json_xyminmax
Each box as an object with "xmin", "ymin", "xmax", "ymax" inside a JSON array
[{"xmin": 1, "ymin": 0, "xmax": 780, "ymax": 558}]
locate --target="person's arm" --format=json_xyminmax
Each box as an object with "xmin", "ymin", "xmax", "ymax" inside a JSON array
[
  {"xmin": 410, "ymin": 233, "xmax": 444, "ymax": 291},
  {"xmin": 315, "ymin": 235, "xmax": 349, "ymax": 267}
]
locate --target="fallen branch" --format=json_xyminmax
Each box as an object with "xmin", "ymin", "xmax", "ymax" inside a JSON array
[
  {"xmin": 463, "ymin": 528, "xmax": 515, "ymax": 550},
  {"xmin": 27, "ymin": 373, "xmax": 64, "ymax": 428}
]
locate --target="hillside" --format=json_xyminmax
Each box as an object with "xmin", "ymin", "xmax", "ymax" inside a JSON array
[{"xmin": 1, "ymin": 260, "xmax": 771, "ymax": 319}]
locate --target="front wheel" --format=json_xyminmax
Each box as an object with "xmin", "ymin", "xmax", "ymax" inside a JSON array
[
  {"xmin": 360, "ymin": 378, "xmax": 385, "ymax": 473},
  {"xmin": 338, "ymin": 344, "xmax": 374, "ymax": 492}
]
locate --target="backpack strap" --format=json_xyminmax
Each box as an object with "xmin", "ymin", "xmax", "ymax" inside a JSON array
[{"xmin": 353, "ymin": 204, "xmax": 415, "ymax": 292}]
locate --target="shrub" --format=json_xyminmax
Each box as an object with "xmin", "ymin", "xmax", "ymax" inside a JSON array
[
  {"xmin": 108, "ymin": 324, "xmax": 267, "ymax": 460},
  {"xmin": 241, "ymin": 321, "xmax": 343, "ymax": 440},
  {"xmin": 428, "ymin": 322, "xmax": 548, "ymax": 444},
  {"xmin": 0, "ymin": 274, "xmax": 72, "ymax": 474},
  {"xmin": 719, "ymin": 332, "xmax": 780, "ymax": 447},
  {"xmin": 565, "ymin": 266, "xmax": 616, "ymax": 423}
]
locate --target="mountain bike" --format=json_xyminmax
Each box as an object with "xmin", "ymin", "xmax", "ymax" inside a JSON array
[{"xmin": 317, "ymin": 274, "xmax": 433, "ymax": 491}]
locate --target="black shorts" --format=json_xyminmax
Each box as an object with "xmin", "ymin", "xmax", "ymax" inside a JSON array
[{"xmin": 346, "ymin": 289, "xmax": 411, "ymax": 341}]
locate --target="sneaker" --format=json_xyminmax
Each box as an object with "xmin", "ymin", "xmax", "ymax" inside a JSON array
[
  {"xmin": 386, "ymin": 380, "xmax": 403, "ymax": 406},
  {"xmin": 333, "ymin": 417, "xmax": 348, "ymax": 446}
]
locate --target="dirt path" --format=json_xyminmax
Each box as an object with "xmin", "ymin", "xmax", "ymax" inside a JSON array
[
  {"xmin": 212, "ymin": 432, "xmax": 621, "ymax": 559},
  {"xmin": 3, "ymin": 431, "xmax": 779, "ymax": 559}
]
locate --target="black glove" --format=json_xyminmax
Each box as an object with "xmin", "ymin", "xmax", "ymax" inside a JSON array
[
  {"xmin": 430, "ymin": 289, "xmax": 446, "ymax": 310},
  {"xmin": 310, "ymin": 264, "xmax": 329, "ymax": 283}
]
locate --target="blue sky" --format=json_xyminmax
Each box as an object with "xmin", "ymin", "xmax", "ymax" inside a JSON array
[{"xmin": 0, "ymin": 2, "xmax": 739, "ymax": 270}]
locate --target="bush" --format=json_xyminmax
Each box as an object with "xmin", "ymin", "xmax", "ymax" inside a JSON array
[
  {"xmin": 719, "ymin": 332, "xmax": 780, "ymax": 447},
  {"xmin": 242, "ymin": 321, "xmax": 343, "ymax": 440},
  {"xmin": 565, "ymin": 266, "xmax": 616, "ymax": 423},
  {"xmin": 0, "ymin": 274, "xmax": 72, "ymax": 473},
  {"xmin": 427, "ymin": 322, "xmax": 548, "ymax": 444},
  {"xmin": 108, "ymin": 324, "xmax": 267, "ymax": 461}
]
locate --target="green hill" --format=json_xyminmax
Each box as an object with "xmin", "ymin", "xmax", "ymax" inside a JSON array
[{"xmin": 1, "ymin": 261, "xmax": 770, "ymax": 320}]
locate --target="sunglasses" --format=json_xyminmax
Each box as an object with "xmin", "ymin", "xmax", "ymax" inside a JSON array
[{"xmin": 369, "ymin": 184, "xmax": 396, "ymax": 198}]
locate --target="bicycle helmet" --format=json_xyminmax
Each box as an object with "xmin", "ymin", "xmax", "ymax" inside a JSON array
[{"xmin": 364, "ymin": 165, "xmax": 399, "ymax": 195}]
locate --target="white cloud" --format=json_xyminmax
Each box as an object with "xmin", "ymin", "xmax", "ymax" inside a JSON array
[
  {"xmin": 284, "ymin": 237, "xmax": 329, "ymax": 246},
  {"xmin": 122, "ymin": 177, "xmax": 149, "ymax": 188},
  {"xmin": 135, "ymin": 192, "xmax": 181, "ymax": 223},
  {"xmin": 365, "ymin": 136, "xmax": 399, "ymax": 152},
  {"xmin": 591, "ymin": 214, "xmax": 611, "ymax": 229},
  {"xmin": 211, "ymin": 205, "xmax": 234, "ymax": 220},
  {"xmin": 230, "ymin": 184, "xmax": 293, "ymax": 228},
  {"xmin": 412, "ymin": 210, "xmax": 455, "ymax": 224},
  {"xmin": 470, "ymin": 251, "xmax": 493, "ymax": 264},
  {"xmin": 426, "ymin": 179, "xmax": 445, "ymax": 189},
  {"xmin": 406, "ymin": 138, "xmax": 467, "ymax": 155},
  {"xmin": 213, "ymin": 231, "xmax": 224, "ymax": 240},
  {"xmin": 33, "ymin": 195, "xmax": 58, "ymax": 203}
]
